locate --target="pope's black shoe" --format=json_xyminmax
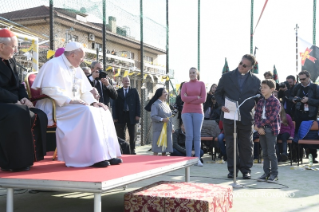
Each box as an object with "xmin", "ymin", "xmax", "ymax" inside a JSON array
[
  {"xmin": 108, "ymin": 158, "xmax": 123, "ymax": 165},
  {"xmin": 91, "ymin": 161, "xmax": 110, "ymax": 168},
  {"xmin": 1, "ymin": 166, "xmax": 30, "ymax": 172}
]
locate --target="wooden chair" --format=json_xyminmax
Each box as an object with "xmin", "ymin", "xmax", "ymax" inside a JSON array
[
  {"xmin": 277, "ymin": 121, "xmax": 295, "ymax": 166},
  {"xmin": 297, "ymin": 121, "xmax": 319, "ymax": 166},
  {"xmin": 25, "ymin": 72, "xmax": 58, "ymax": 160}
]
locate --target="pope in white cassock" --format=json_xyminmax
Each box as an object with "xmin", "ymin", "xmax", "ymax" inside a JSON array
[{"xmin": 32, "ymin": 42, "xmax": 122, "ymax": 168}]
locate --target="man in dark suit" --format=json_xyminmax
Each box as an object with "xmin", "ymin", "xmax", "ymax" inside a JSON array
[
  {"xmin": 215, "ymin": 54, "xmax": 261, "ymax": 179},
  {"xmin": 112, "ymin": 76, "xmax": 141, "ymax": 154},
  {"xmin": 0, "ymin": 28, "xmax": 47, "ymax": 172},
  {"xmin": 87, "ymin": 61, "xmax": 117, "ymax": 107}
]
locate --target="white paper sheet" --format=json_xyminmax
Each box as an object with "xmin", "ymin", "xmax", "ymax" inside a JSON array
[{"xmin": 224, "ymin": 97, "xmax": 240, "ymax": 121}]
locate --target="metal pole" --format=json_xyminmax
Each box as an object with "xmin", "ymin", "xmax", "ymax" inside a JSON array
[
  {"xmin": 166, "ymin": 0, "xmax": 170, "ymax": 96},
  {"xmin": 140, "ymin": 0, "xmax": 144, "ymax": 146},
  {"xmin": 250, "ymin": 0, "xmax": 254, "ymax": 54},
  {"xmin": 102, "ymin": 0, "xmax": 106, "ymax": 71},
  {"xmin": 94, "ymin": 193, "xmax": 101, "ymax": 212},
  {"xmin": 198, "ymin": 0, "xmax": 200, "ymax": 71},
  {"xmin": 314, "ymin": 0, "xmax": 317, "ymax": 45},
  {"xmin": 185, "ymin": 167, "xmax": 190, "ymax": 182},
  {"xmin": 96, "ymin": 48, "xmax": 99, "ymax": 62},
  {"xmin": 295, "ymin": 24, "xmax": 299, "ymax": 77},
  {"xmin": 49, "ymin": 0, "xmax": 54, "ymax": 51},
  {"xmin": 6, "ymin": 188, "xmax": 13, "ymax": 212}
]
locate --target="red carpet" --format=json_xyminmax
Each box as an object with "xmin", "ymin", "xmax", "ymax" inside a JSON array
[{"xmin": 0, "ymin": 152, "xmax": 194, "ymax": 183}]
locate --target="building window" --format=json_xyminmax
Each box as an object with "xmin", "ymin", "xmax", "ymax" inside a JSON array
[
  {"xmin": 144, "ymin": 56, "xmax": 153, "ymax": 63},
  {"xmin": 92, "ymin": 43, "xmax": 103, "ymax": 51},
  {"xmin": 68, "ymin": 34, "xmax": 78, "ymax": 42}
]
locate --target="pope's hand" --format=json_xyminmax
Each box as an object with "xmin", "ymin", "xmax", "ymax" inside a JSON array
[
  {"xmin": 20, "ymin": 98, "xmax": 34, "ymax": 108},
  {"xmin": 16, "ymin": 100, "xmax": 22, "ymax": 105},
  {"xmin": 92, "ymin": 102, "xmax": 108, "ymax": 111},
  {"xmin": 70, "ymin": 99, "xmax": 88, "ymax": 105},
  {"xmin": 90, "ymin": 88, "xmax": 100, "ymax": 101}
]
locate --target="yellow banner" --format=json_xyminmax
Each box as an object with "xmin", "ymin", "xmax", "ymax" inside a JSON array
[
  {"xmin": 123, "ymin": 70, "xmax": 129, "ymax": 77},
  {"xmin": 46, "ymin": 50, "xmax": 55, "ymax": 59},
  {"xmin": 114, "ymin": 68, "xmax": 121, "ymax": 77}
]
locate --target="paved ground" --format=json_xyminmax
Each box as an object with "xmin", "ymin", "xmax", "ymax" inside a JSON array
[{"xmin": 1, "ymin": 145, "xmax": 319, "ymax": 212}]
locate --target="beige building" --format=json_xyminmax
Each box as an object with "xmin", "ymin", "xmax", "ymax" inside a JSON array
[{"xmin": 0, "ymin": 5, "xmax": 169, "ymax": 91}]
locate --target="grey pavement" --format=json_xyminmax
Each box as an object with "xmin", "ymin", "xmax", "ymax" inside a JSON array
[{"xmin": 1, "ymin": 145, "xmax": 319, "ymax": 212}]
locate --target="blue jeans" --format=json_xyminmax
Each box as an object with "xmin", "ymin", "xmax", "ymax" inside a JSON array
[
  {"xmin": 217, "ymin": 133, "xmax": 226, "ymax": 157},
  {"xmin": 171, "ymin": 148, "xmax": 204, "ymax": 157},
  {"xmin": 181, "ymin": 113, "xmax": 204, "ymax": 158}
]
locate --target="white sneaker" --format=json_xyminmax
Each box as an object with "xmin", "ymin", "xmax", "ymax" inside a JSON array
[{"xmin": 195, "ymin": 160, "xmax": 203, "ymax": 167}]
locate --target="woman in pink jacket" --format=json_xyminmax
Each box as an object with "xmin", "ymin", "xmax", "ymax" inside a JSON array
[{"xmin": 181, "ymin": 67, "xmax": 207, "ymax": 166}]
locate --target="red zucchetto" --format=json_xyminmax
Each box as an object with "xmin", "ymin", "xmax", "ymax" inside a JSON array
[{"xmin": 0, "ymin": 28, "xmax": 15, "ymax": 38}]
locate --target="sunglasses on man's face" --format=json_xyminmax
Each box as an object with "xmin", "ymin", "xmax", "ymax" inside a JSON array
[
  {"xmin": 239, "ymin": 62, "xmax": 251, "ymax": 68},
  {"xmin": 299, "ymin": 78, "xmax": 307, "ymax": 81}
]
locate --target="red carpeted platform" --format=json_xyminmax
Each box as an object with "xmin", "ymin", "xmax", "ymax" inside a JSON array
[
  {"xmin": 0, "ymin": 152, "xmax": 196, "ymax": 182},
  {"xmin": 0, "ymin": 152, "xmax": 198, "ymax": 212}
]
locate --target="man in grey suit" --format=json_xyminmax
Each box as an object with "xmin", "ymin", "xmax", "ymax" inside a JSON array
[{"xmin": 215, "ymin": 54, "xmax": 261, "ymax": 179}]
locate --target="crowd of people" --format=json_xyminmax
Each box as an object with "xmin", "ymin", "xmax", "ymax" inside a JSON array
[{"xmin": 1, "ymin": 28, "xmax": 318, "ymax": 183}]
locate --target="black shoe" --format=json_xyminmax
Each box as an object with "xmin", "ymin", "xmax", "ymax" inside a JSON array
[
  {"xmin": 223, "ymin": 155, "xmax": 227, "ymax": 162},
  {"xmin": 280, "ymin": 154, "xmax": 288, "ymax": 162},
  {"xmin": 108, "ymin": 158, "xmax": 123, "ymax": 165},
  {"xmin": 314, "ymin": 160, "xmax": 318, "ymax": 164},
  {"xmin": 227, "ymin": 172, "xmax": 238, "ymax": 178},
  {"xmin": 1, "ymin": 166, "xmax": 30, "ymax": 172},
  {"xmin": 131, "ymin": 150, "xmax": 136, "ymax": 155},
  {"xmin": 243, "ymin": 172, "xmax": 251, "ymax": 179},
  {"xmin": 91, "ymin": 161, "xmax": 110, "ymax": 168},
  {"xmin": 200, "ymin": 158, "xmax": 203, "ymax": 163}
]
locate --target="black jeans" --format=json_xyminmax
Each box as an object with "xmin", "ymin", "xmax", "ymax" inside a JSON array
[
  {"xmin": 115, "ymin": 111, "xmax": 136, "ymax": 152},
  {"xmin": 223, "ymin": 119, "xmax": 253, "ymax": 174}
]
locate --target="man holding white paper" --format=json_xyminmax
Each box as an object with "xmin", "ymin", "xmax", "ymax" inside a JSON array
[{"xmin": 215, "ymin": 54, "xmax": 261, "ymax": 179}]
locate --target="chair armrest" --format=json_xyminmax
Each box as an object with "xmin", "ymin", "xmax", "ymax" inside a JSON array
[
  {"xmin": 30, "ymin": 94, "xmax": 50, "ymax": 102},
  {"xmin": 31, "ymin": 95, "xmax": 57, "ymax": 124}
]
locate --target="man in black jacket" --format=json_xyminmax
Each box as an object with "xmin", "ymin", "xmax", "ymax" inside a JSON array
[
  {"xmin": 112, "ymin": 76, "xmax": 141, "ymax": 154},
  {"xmin": 215, "ymin": 54, "xmax": 261, "ymax": 179},
  {"xmin": 293, "ymin": 70, "xmax": 319, "ymax": 162},
  {"xmin": 278, "ymin": 75, "xmax": 297, "ymax": 118},
  {"xmin": 87, "ymin": 61, "xmax": 117, "ymax": 107},
  {"xmin": 0, "ymin": 29, "xmax": 47, "ymax": 171}
]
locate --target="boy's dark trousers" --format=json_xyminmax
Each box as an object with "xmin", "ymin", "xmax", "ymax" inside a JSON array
[{"xmin": 259, "ymin": 127, "xmax": 278, "ymax": 176}]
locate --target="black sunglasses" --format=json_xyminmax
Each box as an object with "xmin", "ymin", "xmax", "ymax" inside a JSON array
[
  {"xmin": 239, "ymin": 62, "xmax": 251, "ymax": 68},
  {"xmin": 299, "ymin": 78, "xmax": 307, "ymax": 81}
]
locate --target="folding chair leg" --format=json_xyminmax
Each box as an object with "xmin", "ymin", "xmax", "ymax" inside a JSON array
[
  {"xmin": 290, "ymin": 143, "xmax": 292, "ymax": 166},
  {"xmin": 297, "ymin": 144, "xmax": 299, "ymax": 166}
]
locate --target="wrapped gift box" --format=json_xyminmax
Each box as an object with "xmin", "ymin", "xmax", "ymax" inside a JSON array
[{"xmin": 124, "ymin": 181, "xmax": 233, "ymax": 212}]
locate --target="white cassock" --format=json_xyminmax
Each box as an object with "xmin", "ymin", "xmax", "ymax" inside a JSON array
[{"xmin": 32, "ymin": 54, "xmax": 121, "ymax": 167}]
